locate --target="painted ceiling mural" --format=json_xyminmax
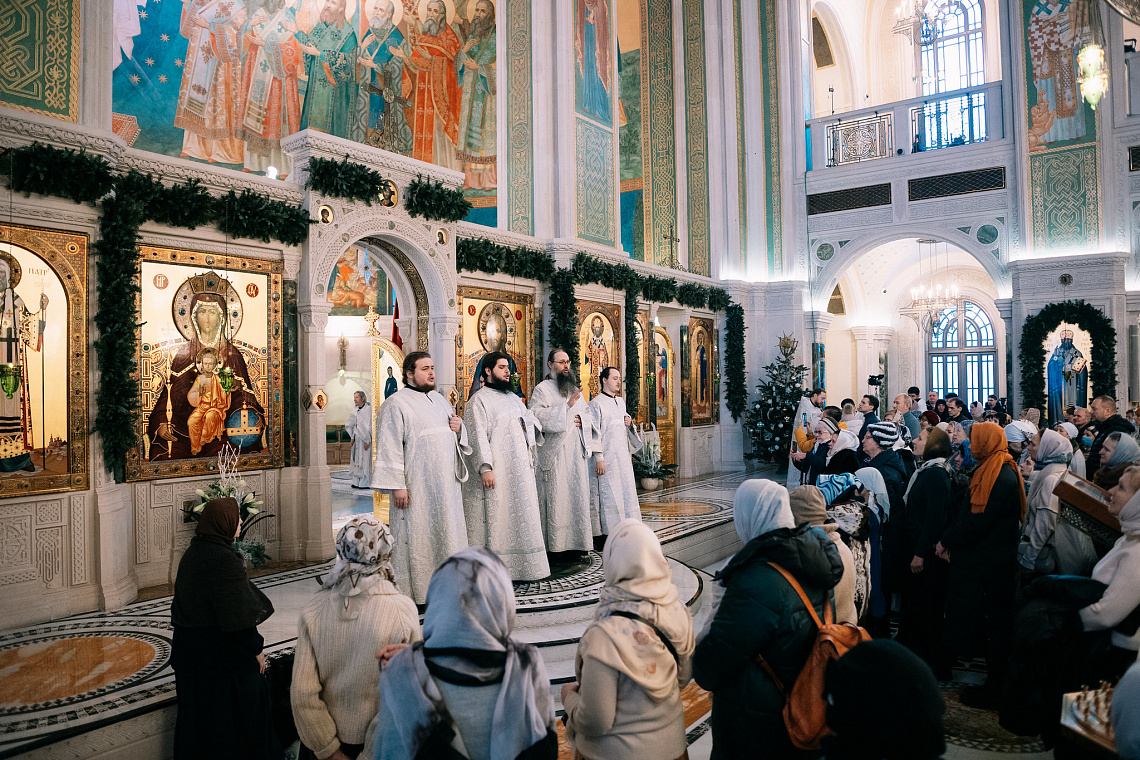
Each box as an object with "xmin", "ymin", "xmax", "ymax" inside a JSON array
[{"xmin": 110, "ymin": 0, "xmax": 497, "ymax": 225}]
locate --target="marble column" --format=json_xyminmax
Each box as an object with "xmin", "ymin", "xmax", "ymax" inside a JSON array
[{"xmin": 849, "ymin": 326, "xmax": 894, "ymax": 408}]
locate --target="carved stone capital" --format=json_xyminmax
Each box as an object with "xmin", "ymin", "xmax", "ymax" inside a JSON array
[{"xmin": 298, "ymin": 304, "xmax": 331, "ymax": 332}]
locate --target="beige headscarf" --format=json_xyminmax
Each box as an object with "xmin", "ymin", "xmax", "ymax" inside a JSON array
[{"xmin": 583, "ymin": 519, "xmax": 694, "ymax": 701}]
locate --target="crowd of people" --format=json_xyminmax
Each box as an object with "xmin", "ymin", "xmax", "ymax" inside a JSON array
[{"xmin": 166, "ymin": 382, "xmax": 1140, "ymax": 760}]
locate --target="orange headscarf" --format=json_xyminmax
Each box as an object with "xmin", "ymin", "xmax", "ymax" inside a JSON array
[{"xmin": 968, "ymin": 422, "xmax": 1026, "ymax": 520}]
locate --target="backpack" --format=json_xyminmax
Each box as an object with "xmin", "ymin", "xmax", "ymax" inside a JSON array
[{"xmin": 754, "ymin": 562, "xmax": 872, "ymax": 750}]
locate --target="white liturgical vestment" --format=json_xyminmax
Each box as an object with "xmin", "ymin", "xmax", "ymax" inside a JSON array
[
  {"xmin": 528, "ymin": 379, "xmax": 597, "ymax": 553},
  {"xmin": 371, "ymin": 388, "xmax": 471, "ymax": 603},
  {"xmin": 462, "ymin": 387, "xmax": 551, "ymax": 581},
  {"xmin": 344, "ymin": 402, "xmax": 372, "ymax": 488},
  {"xmin": 588, "ymin": 392, "xmax": 641, "ymax": 535},
  {"xmin": 786, "ymin": 396, "xmax": 822, "ymax": 488}
]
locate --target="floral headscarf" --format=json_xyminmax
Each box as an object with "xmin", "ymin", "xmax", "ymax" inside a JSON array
[{"xmin": 322, "ymin": 516, "xmax": 396, "ymax": 599}]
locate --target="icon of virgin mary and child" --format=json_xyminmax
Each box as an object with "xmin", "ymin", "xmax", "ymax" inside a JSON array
[{"xmin": 146, "ymin": 272, "xmax": 266, "ymax": 461}]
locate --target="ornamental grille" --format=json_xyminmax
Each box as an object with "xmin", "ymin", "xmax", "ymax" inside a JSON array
[
  {"xmin": 908, "ymin": 166, "xmax": 1005, "ymax": 202},
  {"xmin": 1129, "ymin": 146, "xmax": 1140, "ymax": 172},
  {"xmin": 824, "ymin": 113, "xmax": 895, "ymax": 167},
  {"xmin": 806, "ymin": 183, "xmax": 892, "ymax": 215}
]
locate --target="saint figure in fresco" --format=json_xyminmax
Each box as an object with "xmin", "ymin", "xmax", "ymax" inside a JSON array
[
  {"xmin": 656, "ymin": 337, "xmax": 668, "ymax": 410},
  {"xmin": 238, "ymin": 0, "xmax": 305, "ymax": 176},
  {"xmin": 575, "ymin": 0, "xmax": 612, "ymax": 124},
  {"xmin": 1047, "ymin": 330, "xmax": 1088, "ymax": 424},
  {"xmin": 147, "ymin": 280, "xmax": 265, "ymax": 461},
  {"xmin": 1027, "ymin": 0, "xmax": 1089, "ymax": 149},
  {"xmin": 174, "ymin": 0, "xmax": 248, "ymax": 165},
  {"xmin": 356, "ymin": 0, "xmax": 413, "ymax": 152},
  {"xmin": 695, "ymin": 330, "xmax": 708, "ymax": 406},
  {"xmin": 399, "ymin": 0, "xmax": 462, "ymax": 171},
  {"xmin": 297, "ymin": 0, "xmax": 360, "ymax": 139},
  {"xmin": 0, "ymin": 256, "xmax": 47, "ymax": 473},
  {"xmin": 455, "ymin": 0, "xmax": 497, "ymax": 190},
  {"xmin": 584, "ymin": 316, "xmax": 610, "ymax": 399}
]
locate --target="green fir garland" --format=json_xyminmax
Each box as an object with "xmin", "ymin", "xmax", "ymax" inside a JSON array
[
  {"xmin": 725, "ymin": 303, "xmax": 747, "ymax": 422},
  {"xmin": 624, "ymin": 289, "xmax": 641, "ymax": 418},
  {"xmin": 3, "ymin": 143, "xmax": 114, "ymax": 204},
  {"xmin": 306, "ymin": 155, "xmax": 388, "ymax": 204},
  {"xmin": 675, "ymin": 282, "xmax": 709, "ymax": 309},
  {"xmin": 455, "ymin": 237, "xmax": 556, "ymax": 281},
  {"xmin": 405, "ymin": 175, "xmax": 472, "ymax": 222},
  {"xmin": 547, "ymin": 268, "xmax": 580, "ymax": 367},
  {"xmin": 213, "ymin": 189, "xmax": 311, "ymax": 246},
  {"xmin": 1019, "ymin": 299, "xmax": 1117, "ymax": 420}
]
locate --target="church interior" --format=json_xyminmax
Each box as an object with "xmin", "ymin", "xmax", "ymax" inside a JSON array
[{"xmin": 2, "ymin": 0, "xmax": 1140, "ymax": 757}]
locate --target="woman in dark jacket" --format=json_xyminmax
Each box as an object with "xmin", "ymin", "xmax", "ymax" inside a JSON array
[
  {"xmin": 936, "ymin": 422, "xmax": 1025, "ymax": 709},
  {"xmin": 171, "ymin": 497, "xmax": 279, "ymax": 760},
  {"xmin": 793, "ymin": 422, "xmax": 860, "ymax": 485},
  {"xmin": 898, "ymin": 426, "xmax": 954, "ymax": 678},
  {"xmin": 694, "ymin": 479, "xmax": 843, "ymax": 759}
]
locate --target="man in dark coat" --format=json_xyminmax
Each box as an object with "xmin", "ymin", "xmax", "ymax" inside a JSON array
[
  {"xmin": 862, "ymin": 422, "xmax": 910, "ymax": 600},
  {"xmin": 694, "ymin": 521, "xmax": 843, "ymax": 759},
  {"xmin": 855, "ymin": 395, "xmax": 880, "ymax": 460},
  {"xmin": 1086, "ymin": 395, "xmax": 1135, "ymax": 475},
  {"xmin": 946, "ymin": 397, "xmax": 973, "ymax": 436}
]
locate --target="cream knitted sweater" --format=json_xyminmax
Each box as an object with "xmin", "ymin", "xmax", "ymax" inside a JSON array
[{"xmin": 291, "ymin": 580, "xmax": 421, "ymax": 759}]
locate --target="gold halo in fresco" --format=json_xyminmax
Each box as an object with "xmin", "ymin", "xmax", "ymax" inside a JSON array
[
  {"xmin": 0, "ymin": 635, "xmax": 160, "ymax": 708},
  {"xmin": 639, "ymin": 501, "xmax": 718, "ymax": 517}
]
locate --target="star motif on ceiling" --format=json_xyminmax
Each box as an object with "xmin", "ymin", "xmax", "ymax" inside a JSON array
[
  {"xmin": 158, "ymin": 74, "xmax": 168, "ymax": 83},
  {"xmin": 139, "ymin": 9, "xmax": 147, "ymax": 18},
  {"xmin": 160, "ymin": 33, "xmax": 170, "ymax": 42},
  {"xmin": 174, "ymin": 58, "xmax": 183, "ymax": 67},
  {"xmin": 129, "ymin": 74, "xmax": 140, "ymax": 84},
  {"xmin": 144, "ymin": 57, "xmax": 155, "ymax": 66}
]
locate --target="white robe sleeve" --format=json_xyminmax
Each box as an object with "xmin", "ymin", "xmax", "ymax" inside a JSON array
[
  {"xmin": 371, "ymin": 401, "xmax": 407, "ymax": 491},
  {"xmin": 465, "ymin": 395, "xmax": 496, "ymax": 474}
]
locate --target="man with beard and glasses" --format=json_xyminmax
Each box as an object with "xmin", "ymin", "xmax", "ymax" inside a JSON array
[
  {"xmin": 395, "ymin": 0, "xmax": 462, "ymax": 170},
  {"xmin": 528, "ymin": 349, "xmax": 599, "ymax": 558},
  {"xmin": 371, "ymin": 351, "xmax": 471, "ymax": 604},
  {"xmin": 356, "ymin": 0, "xmax": 412, "ymax": 152},
  {"xmin": 297, "ymin": 0, "xmax": 359, "ymax": 138},
  {"xmin": 455, "ymin": 0, "xmax": 496, "ymax": 190},
  {"xmin": 462, "ymin": 352, "xmax": 551, "ymax": 580}
]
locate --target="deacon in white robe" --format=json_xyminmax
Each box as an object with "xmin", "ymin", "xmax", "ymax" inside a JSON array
[
  {"xmin": 371, "ymin": 353, "xmax": 471, "ymax": 604},
  {"xmin": 588, "ymin": 367, "xmax": 642, "ymax": 536},
  {"xmin": 786, "ymin": 389, "xmax": 825, "ymax": 488},
  {"xmin": 344, "ymin": 392, "xmax": 373, "ymax": 488},
  {"xmin": 528, "ymin": 350, "xmax": 597, "ymax": 554},
  {"xmin": 462, "ymin": 353, "xmax": 551, "ymax": 580}
]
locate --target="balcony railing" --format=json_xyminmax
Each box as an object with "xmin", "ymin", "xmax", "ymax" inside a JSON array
[{"xmin": 807, "ymin": 81, "xmax": 1003, "ymax": 171}]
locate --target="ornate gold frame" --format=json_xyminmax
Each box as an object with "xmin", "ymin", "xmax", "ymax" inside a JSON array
[
  {"xmin": 371, "ymin": 335, "xmax": 404, "ymax": 525},
  {"xmin": 576, "ymin": 299, "xmax": 622, "ymax": 402},
  {"xmin": 653, "ymin": 326, "xmax": 676, "ymax": 465},
  {"xmin": 688, "ymin": 316, "xmax": 715, "ymax": 427},
  {"xmin": 455, "ymin": 286, "xmax": 536, "ymax": 417},
  {"xmin": 127, "ymin": 246, "xmax": 284, "ymax": 481},
  {"xmin": 0, "ymin": 224, "xmax": 88, "ymax": 496}
]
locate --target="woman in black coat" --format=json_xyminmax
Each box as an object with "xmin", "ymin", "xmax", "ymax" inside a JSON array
[
  {"xmin": 793, "ymin": 422, "xmax": 860, "ymax": 485},
  {"xmin": 694, "ymin": 480, "xmax": 843, "ymax": 759},
  {"xmin": 171, "ymin": 497, "xmax": 279, "ymax": 760},
  {"xmin": 898, "ymin": 426, "xmax": 954, "ymax": 678},
  {"xmin": 936, "ymin": 422, "xmax": 1025, "ymax": 709}
]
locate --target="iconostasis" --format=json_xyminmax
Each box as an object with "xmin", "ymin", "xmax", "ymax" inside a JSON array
[
  {"xmin": 455, "ymin": 287, "xmax": 538, "ymax": 417},
  {"xmin": 576, "ymin": 300, "xmax": 621, "ymax": 401}
]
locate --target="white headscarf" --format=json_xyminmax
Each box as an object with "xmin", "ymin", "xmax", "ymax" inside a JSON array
[
  {"xmin": 855, "ymin": 467, "xmax": 891, "ymax": 521},
  {"xmin": 1118, "ymin": 479, "xmax": 1140, "ymax": 536},
  {"xmin": 1058, "ymin": 422, "xmax": 1079, "ymax": 439},
  {"xmin": 732, "ymin": 479, "xmax": 795, "ymax": 543},
  {"xmin": 376, "ymin": 547, "xmax": 555, "ymax": 760},
  {"xmin": 826, "ymin": 429, "xmax": 859, "ymax": 465},
  {"xmin": 322, "ymin": 516, "xmax": 397, "ymax": 614},
  {"xmin": 588, "ymin": 519, "xmax": 695, "ymax": 701},
  {"xmin": 1035, "ymin": 429, "xmax": 1073, "ymax": 467},
  {"xmin": 1027, "ymin": 430, "xmax": 1071, "ymax": 516}
]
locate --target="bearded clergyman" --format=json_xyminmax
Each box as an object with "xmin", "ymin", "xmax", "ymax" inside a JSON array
[
  {"xmin": 528, "ymin": 348, "xmax": 597, "ymax": 557},
  {"xmin": 462, "ymin": 351, "xmax": 550, "ymax": 580},
  {"xmin": 371, "ymin": 351, "xmax": 470, "ymax": 603}
]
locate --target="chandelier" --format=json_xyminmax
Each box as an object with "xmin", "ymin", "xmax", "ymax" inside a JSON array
[
  {"xmin": 1077, "ymin": 0, "xmax": 1108, "ymax": 110},
  {"xmin": 893, "ymin": 0, "xmax": 935, "ymax": 45},
  {"xmin": 903, "ymin": 238, "xmax": 961, "ymax": 334}
]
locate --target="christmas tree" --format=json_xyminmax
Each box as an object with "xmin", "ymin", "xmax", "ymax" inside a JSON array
[{"xmin": 745, "ymin": 334, "xmax": 809, "ymax": 464}]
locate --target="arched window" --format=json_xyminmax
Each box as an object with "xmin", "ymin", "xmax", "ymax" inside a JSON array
[
  {"xmin": 920, "ymin": 0, "xmax": 984, "ymax": 95},
  {"xmin": 928, "ymin": 300, "xmax": 996, "ymax": 405}
]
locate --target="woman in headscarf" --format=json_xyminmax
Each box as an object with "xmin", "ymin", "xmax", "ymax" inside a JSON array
[
  {"xmin": 693, "ymin": 480, "xmax": 843, "ymax": 759},
  {"xmin": 1078, "ymin": 465, "xmax": 1140, "ymax": 658},
  {"xmin": 918, "ymin": 410, "xmax": 940, "ymax": 432},
  {"xmin": 935, "ymin": 398, "xmax": 949, "ymax": 422},
  {"xmin": 792, "ymin": 421, "xmax": 859, "ymax": 485},
  {"xmin": 936, "ymin": 422, "xmax": 1025, "ymax": 710},
  {"xmin": 898, "ymin": 426, "xmax": 954, "ymax": 678},
  {"xmin": 291, "ymin": 517, "xmax": 421, "ymax": 760},
  {"xmin": 789, "ymin": 486, "xmax": 857, "ymax": 625},
  {"xmin": 948, "ymin": 422, "xmax": 976, "ymax": 472},
  {"xmin": 374, "ymin": 547, "xmax": 558, "ymax": 760},
  {"xmin": 1017, "ymin": 429, "xmax": 1071, "ymax": 579},
  {"xmin": 854, "ymin": 466, "xmax": 893, "ymax": 636},
  {"xmin": 170, "ymin": 497, "xmax": 278, "ymax": 760},
  {"xmin": 1057, "ymin": 422, "xmax": 1086, "ymax": 478},
  {"xmin": 1091, "ymin": 431, "xmax": 1140, "ymax": 489},
  {"xmin": 563, "ymin": 519, "xmax": 694, "ymax": 760}
]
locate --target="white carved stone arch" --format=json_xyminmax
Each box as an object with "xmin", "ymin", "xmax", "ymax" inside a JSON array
[
  {"xmin": 811, "ymin": 226, "xmax": 1011, "ymax": 307},
  {"xmin": 811, "ymin": 1, "xmax": 860, "ymax": 112}
]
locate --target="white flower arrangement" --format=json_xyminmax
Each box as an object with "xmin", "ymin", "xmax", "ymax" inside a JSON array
[{"xmin": 180, "ymin": 445, "xmax": 274, "ymax": 567}]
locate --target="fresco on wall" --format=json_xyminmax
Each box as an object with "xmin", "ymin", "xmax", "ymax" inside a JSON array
[
  {"xmin": 575, "ymin": 0, "xmax": 613, "ymax": 126},
  {"xmin": 616, "ymin": 0, "xmax": 644, "ymax": 260},
  {"xmin": 131, "ymin": 248, "xmax": 283, "ymax": 480},
  {"xmin": 110, "ymin": 0, "xmax": 497, "ymax": 222},
  {"xmin": 1024, "ymin": 0, "xmax": 1095, "ymax": 153},
  {"xmin": 325, "ymin": 245, "xmax": 393, "ymax": 316}
]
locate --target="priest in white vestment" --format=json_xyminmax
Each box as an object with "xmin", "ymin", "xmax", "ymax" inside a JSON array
[
  {"xmin": 371, "ymin": 352, "xmax": 471, "ymax": 604},
  {"xmin": 462, "ymin": 352, "xmax": 551, "ymax": 581},
  {"xmin": 588, "ymin": 366, "xmax": 642, "ymax": 538},
  {"xmin": 786, "ymin": 387, "xmax": 825, "ymax": 488},
  {"xmin": 529, "ymin": 349, "xmax": 597, "ymax": 555},
  {"xmin": 345, "ymin": 391, "xmax": 373, "ymax": 488}
]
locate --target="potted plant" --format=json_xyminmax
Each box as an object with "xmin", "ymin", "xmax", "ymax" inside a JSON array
[
  {"xmin": 181, "ymin": 446, "xmax": 276, "ymax": 568},
  {"xmin": 633, "ymin": 435, "xmax": 675, "ymax": 491}
]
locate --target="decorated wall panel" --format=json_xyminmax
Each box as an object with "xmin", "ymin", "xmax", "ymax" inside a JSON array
[
  {"xmin": 110, "ymin": 0, "xmax": 498, "ymax": 221},
  {"xmin": 577, "ymin": 300, "xmax": 621, "ymax": 401},
  {"xmin": 617, "ymin": 0, "xmax": 645, "ymax": 260},
  {"xmin": 653, "ymin": 326, "xmax": 675, "ymax": 465},
  {"xmin": 644, "ymin": 0, "xmax": 677, "ymax": 267},
  {"xmin": 685, "ymin": 316, "xmax": 714, "ymax": 426},
  {"xmin": 0, "ymin": 493, "xmax": 88, "ymax": 592},
  {"xmin": 1023, "ymin": 0, "xmax": 1100, "ymax": 252},
  {"xmin": 681, "ymin": 0, "xmax": 709, "ymax": 277},
  {"xmin": 505, "ymin": 0, "xmax": 533, "ymax": 234},
  {"xmin": 0, "ymin": 0, "xmax": 81, "ymax": 121},
  {"xmin": 455, "ymin": 287, "xmax": 535, "ymax": 416},
  {"xmin": 129, "ymin": 247, "xmax": 284, "ymax": 481},
  {"xmin": 0, "ymin": 225, "xmax": 88, "ymax": 498},
  {"xmin": 758, "ymin": 0, "xmax": 783, "ymax": 275},
  {"xmin": 575, "ymin": 118, "xmax": 618, "ymax": 247}
]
